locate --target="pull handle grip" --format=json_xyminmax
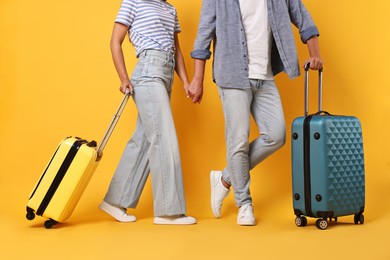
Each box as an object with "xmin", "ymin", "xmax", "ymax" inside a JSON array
[{"xmin": 304, "ymin": 63, "xmax": 323, "ymax": 116}]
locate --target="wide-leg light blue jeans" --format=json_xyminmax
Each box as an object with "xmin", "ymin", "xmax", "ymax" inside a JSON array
[
  {"xmin": 218, "ymin": 79, "xmax": 286, "ymax": 207},
  {"xmin": 104, "ymin": 50, "xmax": 187, "ymax": 217}
]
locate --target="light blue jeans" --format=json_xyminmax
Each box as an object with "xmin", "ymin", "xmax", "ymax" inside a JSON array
[
  {"xmin": 218, "ymin": 80, "xmax": 286, "ymax": 207},
  {"xmin": 104, "ymin": 50, "xmax": 187, "ymax": 217}
]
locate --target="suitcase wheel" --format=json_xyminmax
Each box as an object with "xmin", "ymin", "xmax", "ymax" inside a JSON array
[
  {"xmin": 44, "ymin": 219, "xmax": 58, "ymax": 229},
  {"xmin": 295, "ymin": 216, "xmax": 307, "ymax": 227},
  {"xmin": 316, "ymin": 219, "xmax": 328, "ymax": 230},
  {"xmin": 26, "ymin": 207, "xmax": 35, "ymax": 221},
  {"xmin": 354, "ymin": 213, "xmax": 365, "ymax": 225}
]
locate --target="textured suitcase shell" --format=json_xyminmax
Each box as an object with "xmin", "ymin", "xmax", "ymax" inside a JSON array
[{"xmin": 292, "ymin": 114, "xmax": 365, "ymax": 227}]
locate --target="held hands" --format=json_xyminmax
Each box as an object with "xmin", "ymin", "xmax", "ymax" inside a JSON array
[{"xmin": 186, "ymin": 79, "xmax": 204, "ymax": 104}]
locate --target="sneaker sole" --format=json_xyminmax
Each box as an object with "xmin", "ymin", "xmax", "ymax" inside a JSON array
[
  {"xmin": 154, "ymin": 218, "xmax": 197, "ymax": 225},
  {"xmin": 237, "ymin": 220, "xmax": 256, "ymax": 226},
  {"xmin": 99, "ymin": 202, "xmax": 136, "ymax": 222}
]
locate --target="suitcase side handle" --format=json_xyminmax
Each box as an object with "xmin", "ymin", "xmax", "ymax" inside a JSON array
[
  {"xmin": 96, "ymin": 89, "xmax": 132, "ymax": 158},
  {"xmin": 304, "ymin": 63, "xmax": 323, "ymax": 116}
]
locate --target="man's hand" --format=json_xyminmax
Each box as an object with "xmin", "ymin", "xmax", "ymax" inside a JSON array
[
  {"xmin": 188, "ymin": 79, "xmax": 204, "ymax": 104},
  {"xmin": 305, "ymin": 36, "xmax": 323, "ymax": 71},
  {"xmin": 188, "ymin": 59, "xmax": 207, "ymax": 104},
  {"xmin": 305, "ymin": 56, "xmax": 323, "ymax": 71}
]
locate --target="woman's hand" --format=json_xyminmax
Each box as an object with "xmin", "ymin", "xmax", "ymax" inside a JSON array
[{"xmin": 119, "ymin": 79, "xmax": 133, "ymax": 95}]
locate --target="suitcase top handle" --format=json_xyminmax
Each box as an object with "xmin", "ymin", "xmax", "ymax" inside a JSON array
[{"xmin": 304, "ymin": 63, "xmax": 323, "ymax": 116}]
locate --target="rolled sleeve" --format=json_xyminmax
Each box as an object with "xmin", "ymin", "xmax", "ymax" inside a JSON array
[
  {"xmin": 190, "ymin": 50, "xmax": 211, "ymax": 60},
  {"xmin": 300, "ymin": 26, "xmax": 319, "ymax": 43},
  {"xmin": 288, "ymin": 0, "xmax": 320, "ymax": 43},
  {"xmin": 191, "ymin": 0, "xmax": 216, "ymax": 61}
]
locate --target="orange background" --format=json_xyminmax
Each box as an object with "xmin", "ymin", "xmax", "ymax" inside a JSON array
[{"xmin": 1, "ymin": 0, "xmax": 389, "ymax": 259}]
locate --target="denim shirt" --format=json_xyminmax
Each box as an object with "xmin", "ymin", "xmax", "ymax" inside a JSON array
[{"xmin": 191, "ymin": 0, "xmax": 320, "ymax": 89}]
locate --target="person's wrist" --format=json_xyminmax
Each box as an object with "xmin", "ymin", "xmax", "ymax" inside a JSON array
[{"xmin": 183, "ymin": 79, "xmax": 190, "ymax": 85}]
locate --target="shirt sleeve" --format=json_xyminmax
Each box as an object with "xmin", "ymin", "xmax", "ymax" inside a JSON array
[
  {"xmin": 115, "ymin": 0, "xmax": 136, "ymax": 27},
  {"xmin": 288, "ymin": 0, "xmax": 319, "ymax": 43},
  {"xmin": 175, "ymin": 14, "xmax": 181, "ymax": 33},
  {"xmin": 191, "ymin": 0, "xmax": 216, "ymax": 60}
]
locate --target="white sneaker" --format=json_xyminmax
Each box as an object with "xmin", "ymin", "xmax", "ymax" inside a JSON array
[
  {"xmin": 99, "ymin": 201, "xmax": 136, "ymax": 223},
  {"xmin": 210, "ymin": 170, "xmax": 230, "ymax": 218},
  {"xmin": 237, "ymin": 204, "xmax": 256, "ymax": 226},
  {"xmin": 154, "ymin": 215, "xmax": 197, "ymax": 225}
]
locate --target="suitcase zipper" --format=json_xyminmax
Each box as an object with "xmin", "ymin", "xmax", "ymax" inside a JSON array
[{"xmin": 36, "ymin": 139, "xmax": 86, "ymax": 216}]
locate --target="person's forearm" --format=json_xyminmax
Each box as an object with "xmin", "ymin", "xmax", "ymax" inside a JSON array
[
  {"xmin": 306, "ymin": 36, "xmax": 321, "ymax": 59},
  {"xmin": 110, "ymin": 40, "xmax": 129, "ymax": 83},
  {"xmin": 187, "ymin": 58, "xmax": 206, "ymax": 103},
  {"xmin": 193, "ymin": 59, "xmax": 206, "ymax": 83},
  {"xmin": 305, "ymin": 36, "xmax": 323, "ymax": 70},
  {"xmin": 174, "ymin": 33, "xmax": 189, "ymax": 85},
  {"xmin": 175, "ymin": 49, "xmax": 190, "ymax": 85}
]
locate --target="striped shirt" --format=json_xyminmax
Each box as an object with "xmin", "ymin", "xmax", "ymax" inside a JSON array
[{"xmin": 115, "ymin": 0, "xmax": 181, "ymax": 57}]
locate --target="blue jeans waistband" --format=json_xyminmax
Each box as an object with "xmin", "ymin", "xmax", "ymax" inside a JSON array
[{"xmin": 139, "ymin": 49, "xmax": 175, "ymax": 62}]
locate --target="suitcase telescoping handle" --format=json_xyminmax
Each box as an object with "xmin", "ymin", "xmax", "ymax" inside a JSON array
[
  {"xmin": 304, "ymin": 62, "xmax": 323, "ymax": 116},
  {"xmin": 96, "ymin": 89, "xmax": 132, "ymax": 158}
]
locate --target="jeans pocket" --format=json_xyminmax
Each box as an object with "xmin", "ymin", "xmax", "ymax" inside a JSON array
[
  {"xmin": 149, "ymin": 55, "xmax": 169, "ymax": 66},
  {"xmin": 131, "ymin": 52, "xmax": 174, "ymax": 89}
]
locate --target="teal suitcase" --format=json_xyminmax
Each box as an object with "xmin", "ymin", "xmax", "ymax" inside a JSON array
[{"xmin": 291, "ymin": 65, "xmax": 365, "ymax": 230}]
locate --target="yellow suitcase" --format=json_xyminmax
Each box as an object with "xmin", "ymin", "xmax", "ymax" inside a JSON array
[{"xmin": 26, "ymin": 91, "xmax": 130, "ymax": 228}]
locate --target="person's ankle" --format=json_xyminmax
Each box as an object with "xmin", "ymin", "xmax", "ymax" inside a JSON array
[{"xmin": 221, "ymin": 177, "xmax": 231, "ymax": 189}]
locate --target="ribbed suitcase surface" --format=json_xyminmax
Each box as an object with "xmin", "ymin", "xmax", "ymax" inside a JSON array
[{"xmin": 324, "ymin": 118, "xmax": 365, "ymax": 213}]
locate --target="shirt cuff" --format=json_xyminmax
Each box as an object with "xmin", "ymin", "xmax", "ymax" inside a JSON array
[
  {"xmin": 191, "ymin": 50, "xmax": 212, "ymax": 60},
  {"xmin": 301, "ymin": 26, "xmax": 320, "ymax": 43},
  {"xmin": 115, "ymin": 19, "xmax": 131, "ymax": 27}
]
